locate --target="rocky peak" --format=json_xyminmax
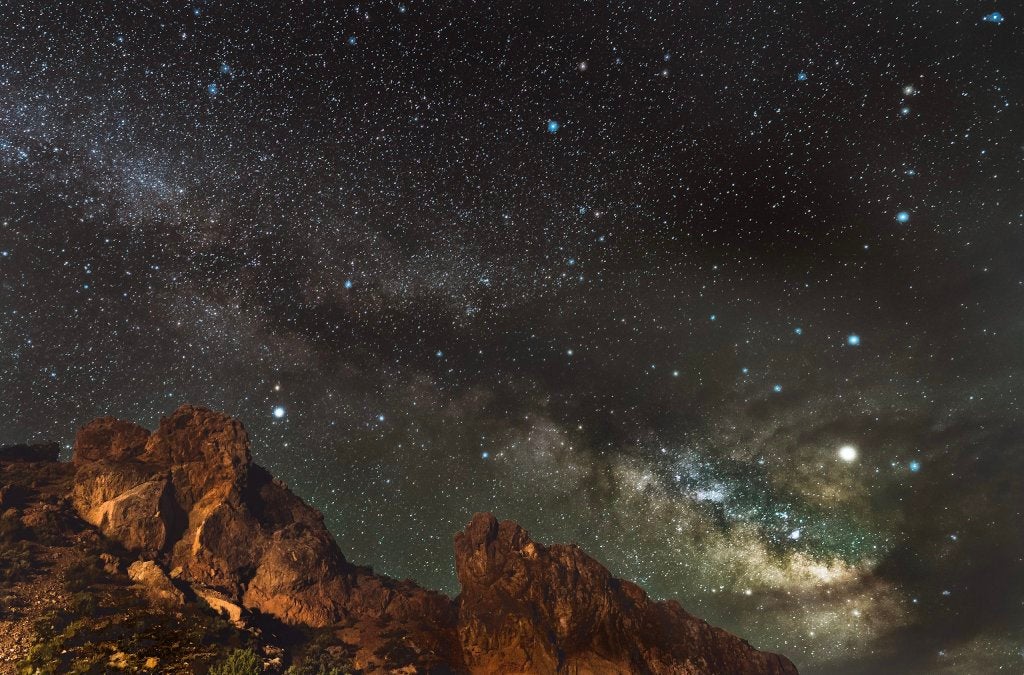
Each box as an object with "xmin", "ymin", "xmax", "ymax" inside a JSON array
[{"xmin": 454, "ymin": 512, "xmax": 798, "ymax": 674}]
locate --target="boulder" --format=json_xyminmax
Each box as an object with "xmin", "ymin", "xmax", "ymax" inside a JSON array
[
  {"xmin": 71, "ymin": 461, "xmax": 173, "ymax": 555},
  {"xmin": 73, "ymin": 419, "xmax": 149, "ymax": 465},
  {"xmin": 193, "ymin": 585, "xmax": 244, "ymax": 624},
  {"xmin": 128, "ymin": 560, "xmax": 184, "ymax": 607}
]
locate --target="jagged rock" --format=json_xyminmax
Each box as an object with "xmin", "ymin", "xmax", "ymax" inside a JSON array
[
  {"xmin": 65, "ymin": 406, "xmax": 798, "ymax": 673},
  {"xmin": 128, "ymin": 560, "xmax": 185, "ymax": 608},
  {"xmin": 454, "ymin": 512, "xmax": 798, "ymax": 675},
  {"xmin": 192, "ymin": 584, "xmax": 244, "ymax": 624},
  {"xmin": 73, "ymin": 418, "xmax": 149, "ymax": 465},
  {"xmin": 71, "ymin": 461, "xmax": 173, "ymax": 555},
  {"xmin": 69, "ymin": 405, "xmax": 453, "ymax": 632}
]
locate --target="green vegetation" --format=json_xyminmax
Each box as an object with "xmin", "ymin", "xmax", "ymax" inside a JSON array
[
  {"xmin": 209, "ymin": 647, "xmax": 261, "ymax": 675},
  {"xmin": 283, "ymin": 630, "xmax": 354, "ymax": 675}
]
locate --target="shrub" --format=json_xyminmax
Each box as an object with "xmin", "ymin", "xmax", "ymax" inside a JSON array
[
  {"xmin": 209, "ymin": 647, "xmax": 261, "ymax": 675},
  {"xmin": 69, "ymin": 591, "xmax": 98, "ymax": 617}
]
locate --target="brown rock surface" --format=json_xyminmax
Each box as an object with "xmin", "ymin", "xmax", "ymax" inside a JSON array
[
  {"xmin": 127, "ymin": 560, "xmax": 185, "ymax": 607},
  {"xmin": 67, "ymin": 405, "xmax": 797, "ymax": 674},
  {"xmin": 69, "ymin": 404, "xmax": 454, "ymax": 634},
  {"xmin": 454, "ymin": 512, "xmax": 798, "ymax": 675}
]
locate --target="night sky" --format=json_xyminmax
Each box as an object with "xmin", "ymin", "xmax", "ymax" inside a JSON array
[{"xmin": 1, "ymin": 2, "xmax": 1023, "ymax": 672}]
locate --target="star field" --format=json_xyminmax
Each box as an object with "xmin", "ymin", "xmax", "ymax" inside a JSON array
[{"xmin": 1, "ymin": 2, "xmax": 1023, "ymax": 673}]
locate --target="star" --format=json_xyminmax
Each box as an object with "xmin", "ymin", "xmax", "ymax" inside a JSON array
[
  {"xmin": 982, "ymin": 12, "xmax": 1005, "ymax": 25},
  {"xmin": 896, "ymin": 211, "xmax": 910, "ymax": 223},
  {"xmin": 546, "ymin": 119, "xmax": 560, "ymax": 133},
  {"xmin": 272, "ymin": 406, "xmax": 286, "ymax": 419},
  {"xmin": 847, "ymin": 334, "xmax": 861, "ymax": 346},
  {"xmin": 838, "ymin": 445, "xmax": 858, "ymax": 462}
]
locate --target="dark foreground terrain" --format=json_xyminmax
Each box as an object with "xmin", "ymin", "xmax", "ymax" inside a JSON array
[{"xmin": 0, "ymin": 405, "xmax": 797, "ymax": 674}]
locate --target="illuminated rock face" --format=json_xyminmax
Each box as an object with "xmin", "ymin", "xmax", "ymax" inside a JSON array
[
  {"xmin": 69, "ymin": 404, "xmax": 797, "ymax": 674},
  {"xmin": 454, "ymin": 512, "xmax": 798, "ymax": 675}
]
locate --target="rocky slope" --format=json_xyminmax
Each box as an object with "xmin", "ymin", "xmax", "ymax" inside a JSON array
[{"xmin": 2, "ymin": 405, "xmax": 798, "ymax": 674}]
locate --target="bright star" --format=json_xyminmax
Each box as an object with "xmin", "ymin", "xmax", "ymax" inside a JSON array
[
  {"xmin": 909, "ymin": 460, "xmax": 921, "ymax": 472},
  {"xmin": 272, "ymin": 406, "xmax": 286, "ymax": 419},
  {"xmin": 794, "ymin": 327, "xmax": 802, "ymax": 335},
  {"xmin": 343, "ymin": 279, "xmax": 353, "ymax": 289},
  {"xmin": 789, "ymin": 529, "xmax": 801, "ymax": 540},
  {"xmin": 896, "ymin": 211, "xmax": 910, "ymax": 223},
  {"xmin": 547, "ymin": 119, "xmax": 560, "ymax": 133},
  {"xmin": 206, "ymin": 83, "xmax": 219, "ymax": 95},
  {"xmin": 847, "ymin": 334, "xmax": 861, "ymax": 346},
  {"xmin": 838, "ymin": 445, "xmax": 858, "ymax": 462},
  {"xmin": 772, "ymin": 384, "xmax": 782, "ymax": 393},
  {"xmin": 982, "ymin": 12, "xmax": 1004, "ymax": 24},
  {"xmin": 796, "ymin": 71, "xmax": 808, "ymax": 82}
]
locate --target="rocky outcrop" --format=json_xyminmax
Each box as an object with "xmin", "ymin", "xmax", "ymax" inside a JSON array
[
  {"xmin": 67, "ymin": 405, "xmax": 797, "ymax": 674},
  {"xmin": 127, "ymin": 560, "xmax": 185, "ymax": 608},
  {"xmin": 455, "ymin": 513, "xmax": 798, "ymax": 674},
  {"xmin": 70, "ymin": 405, "xmax": 453, "ymax": 634}
]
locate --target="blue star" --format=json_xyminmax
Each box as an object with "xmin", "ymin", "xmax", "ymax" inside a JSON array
[
  {"xmin": 794, "ymin": 327, "xmax": 803, "ymax": 335},
  {"xmin": 348, "ymin": 35, "xmax": 358, "ymax": 45},
  {"xmin": 847, "ymin": 334, "xmax": 861, "ymax": 346},
  {"xmin": 896, "ymin": 211, "xmax": 910, "ymax": 223},
  {"xmin": 909, "ymin": 460, "xmax": 921, "ymax": 472},
  {"xmin": 772, "ymin": 384, "xmax": 783, "ymax": 393},
  {"xmin": 481, "ymin": 451, "xmax": 489, "ymax": 459},
  {"xmin": 796, "ymin": 71, "xmax": 808, "ymax": 82},
  {"xmin": 272, "ymin": 406, "xmax": 286, "ymax": 419},
  {"xmin": 219, "ymin": 62, "xmax": 232, "ymax": 75},
  {"xmin": 982, "ymin": 11, "xmax": 1005, "ymax": 24},
  {"xmin": 206, "ymin": 83, "xmax": 219, "ymax": 96},
  {"xmin": 546, "ymin": 119, "xmax": 560, "ymax": 133},
  {"xmin": 343, "ymin": 279, "xmax": 353, "ymax": 289},
  {"xmin": 709, "ymin": 314, "xmax": 717, "ymax": 321}
]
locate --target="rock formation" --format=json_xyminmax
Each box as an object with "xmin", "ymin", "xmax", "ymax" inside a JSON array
[
  {"xmin": 455, "ymin": 513, "xmax": 798, "ymax": 674},
  {"xmin": 65, "ymin": 404, "xmax": 798, "ymax": 674}
]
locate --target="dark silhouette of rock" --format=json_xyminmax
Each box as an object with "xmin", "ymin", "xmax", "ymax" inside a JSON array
[
  {"xmin": 0, "ymin": 442, "xmax": 60, "ymax": 462},
  {"xmin": 66, "ymin": 405, "xmax": 798, "ymax": 674}
]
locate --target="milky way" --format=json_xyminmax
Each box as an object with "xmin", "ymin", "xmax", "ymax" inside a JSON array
[{"xmin": 1, "ymin": 2, "xmax": 1023, "ymax": 672}]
